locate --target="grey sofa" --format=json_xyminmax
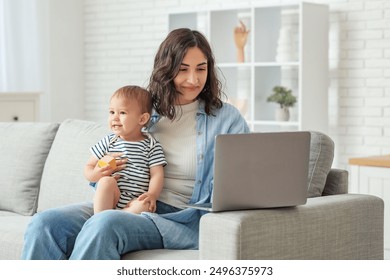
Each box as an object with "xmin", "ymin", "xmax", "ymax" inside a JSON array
[{"xmin": 0, "ymin": 119, "xmax": 384, "ymax": 260}]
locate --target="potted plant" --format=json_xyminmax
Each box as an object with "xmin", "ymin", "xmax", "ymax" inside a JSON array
[{"xmin": 266, "ymin": 86, "xmax": 297, "ymax": 121}]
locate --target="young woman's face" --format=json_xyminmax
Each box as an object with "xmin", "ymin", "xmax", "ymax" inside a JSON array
[{"xmin": 173, "ymin": 47, "xmax": 208, "ymax": 105}]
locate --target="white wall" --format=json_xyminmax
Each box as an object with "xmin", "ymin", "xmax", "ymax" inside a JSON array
[
  {"xmin": 81, "ymin": 0, "xmax": 389, "ymax": 170},
  {"xmin": 38, "ymin": 0, "xmax": 84, "ymax": 122}
]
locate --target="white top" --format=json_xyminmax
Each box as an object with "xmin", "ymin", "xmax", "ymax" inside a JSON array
[{"xmin": 152, "ymin": 101, "xmax": 198, "ymax": 208}]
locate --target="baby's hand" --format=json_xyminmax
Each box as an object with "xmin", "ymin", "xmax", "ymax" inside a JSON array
[
  {"xmin": 138, "ymin": 192, "xmax": 158, "ymax": 212},
  {"xmin": 98, "ymin": 155, "xmax": 116, "ymax": 169},
  {"xmin": 93, "ymin": 163, "xmax": 115, "ymax": 179},
  {"xmin": 123, "ymin": 199, "xmax": 150, "ymax": 214},
  {"xmin": 108, "ymin": 153, "xmax": 127, "ymax": 173}
]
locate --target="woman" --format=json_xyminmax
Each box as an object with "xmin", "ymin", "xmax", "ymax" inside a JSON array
[{"xmin": 21, "ymin": 28, "xmax": 250, "ymax": 259}]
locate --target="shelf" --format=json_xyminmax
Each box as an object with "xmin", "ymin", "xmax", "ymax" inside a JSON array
[
  {"xmin": 217, "ymin": 62, "xmax": 252, "ymax": 68},
  {"xmin": 218, "ymin": 62, "xmax": 300, "ymax": 67},
  {"xmin": 251, "ymin": 120, "xmax": 299, "ymax": 126},
  {"xmin": 253, "ymin": 62, "xmax": 300, "ymax": 67}
]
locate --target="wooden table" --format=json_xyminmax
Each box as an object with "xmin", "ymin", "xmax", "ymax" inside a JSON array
[
  {"xmin": 349, "ymin": 155, "xmax": 390, "ymax": 259},
  {"xmin": 349, "ymin": 154, "xmax": 390, "ymax": 168}
]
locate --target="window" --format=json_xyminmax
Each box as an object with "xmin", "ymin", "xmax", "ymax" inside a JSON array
[{"xmin": 0, "ymin": 0, "xmax": 42, "ymax": 91}]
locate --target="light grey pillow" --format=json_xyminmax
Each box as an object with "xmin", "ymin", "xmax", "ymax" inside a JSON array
[
  {"xmin": 0, "ymin": 122, "xmax": 59, "ymax": 215},
  {"xmin": 307, "ymin": 131, "xmax": 334, "ymax": 198},
  {"xmin": 38, "ymin": 119, "xmax": 109, "ymax": 212}
]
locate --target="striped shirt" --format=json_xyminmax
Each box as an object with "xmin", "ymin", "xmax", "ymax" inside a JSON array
[{"xmin": 90, "ymin": 133, "xmax": 167, "ymax": 209}]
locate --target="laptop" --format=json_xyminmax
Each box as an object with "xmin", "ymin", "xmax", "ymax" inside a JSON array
[{"xmin": 185, "ymin": 131, "xmax": 311, "ymax": 212}]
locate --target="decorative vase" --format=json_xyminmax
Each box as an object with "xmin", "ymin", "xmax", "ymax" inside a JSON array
[
  {"xmin": 275, "ymin": 106, "xmax": 290, "ymax": 121},
  {"xmin": 276, "ymin": 26, "xmax": 296, "ymax": 62}
]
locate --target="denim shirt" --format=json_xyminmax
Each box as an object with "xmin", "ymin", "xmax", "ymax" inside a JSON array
[{"xmin": 141, "ymin": 101, "xmax": 250, "ymax": 249}]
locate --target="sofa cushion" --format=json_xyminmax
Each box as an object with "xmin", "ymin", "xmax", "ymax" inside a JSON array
[
  {"xmin": 38, "ymin": 119, "xmax": 109, "ymax": 212},
  {"xmin": 122, "ymin": 249, "xmax": 199, "ymax": 260},
  {"xmin": 0, "ymin": 122, "xmax": 59, "ymax": 215},
  {"xmin": 0, "ymin": 216, "xmax": 32, "ymax": 259},
  {"xmin": 307, "ymin": 131, "xmax": 334, "ymax": 198}
]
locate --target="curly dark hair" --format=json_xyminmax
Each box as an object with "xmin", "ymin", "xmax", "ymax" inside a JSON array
[{"xmin": 147, "ymin": 28, "xmax": 223, "ymax": 120}]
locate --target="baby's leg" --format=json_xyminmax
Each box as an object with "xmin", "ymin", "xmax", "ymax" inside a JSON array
[
  {"xmin": 122, "ymin": 198, "xmax": 150, "ymax": 214},
  {"xmin": 93, "ymin": 176, "xmax": 120, "ymax": 214}
]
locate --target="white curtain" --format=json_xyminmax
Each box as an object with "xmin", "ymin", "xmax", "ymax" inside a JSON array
[{"xmin": 0, "ymin": 0, "xmax": 41, "ymax": 91}]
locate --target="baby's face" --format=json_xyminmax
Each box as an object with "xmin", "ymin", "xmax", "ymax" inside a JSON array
[{"xmin": 108, "ymin": 96, "xmax": 144, "ymax": 140}]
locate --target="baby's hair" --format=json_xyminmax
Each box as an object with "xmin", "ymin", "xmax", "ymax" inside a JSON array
[{"xmin": 111, "ymin": 85, "xmax": 152, "ymax": 115}]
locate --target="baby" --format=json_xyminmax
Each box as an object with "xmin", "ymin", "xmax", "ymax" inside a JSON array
[{"xmin": 84, "ymin": 85, "xmax": 167, "ymax": 214}]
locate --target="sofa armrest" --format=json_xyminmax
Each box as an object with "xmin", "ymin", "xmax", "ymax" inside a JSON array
[
  {"xmin": 199, "ymin": 194, "xmax": 383, "ymax": 259},
  {"xmin": 323, "ymin": 168, "xmax": 349, "ymax": 195}
]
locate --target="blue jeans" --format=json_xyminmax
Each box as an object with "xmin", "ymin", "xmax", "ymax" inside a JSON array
[{"xmin": 21, "ymin": 201, "xmax": 179, "ymax": 260}]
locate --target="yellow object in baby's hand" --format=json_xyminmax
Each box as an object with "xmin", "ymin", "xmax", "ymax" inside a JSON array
[{"xmin": 98, "ymin": 155, "xmax": 116, "ymax": 169}]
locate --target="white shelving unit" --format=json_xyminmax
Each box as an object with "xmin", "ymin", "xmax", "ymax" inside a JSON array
[{"xmin": 169, "ymin": 2, "xmax": 329, "ymax": 133}]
